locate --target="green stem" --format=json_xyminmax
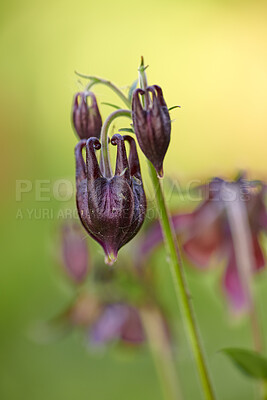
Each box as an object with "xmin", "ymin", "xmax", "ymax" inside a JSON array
[
  {"xmin": 140, "ymin": 306, "xmax": 183, "ymax": 400},
  {"xmin": 75, "ymin": 72, "xmax": 131, "ymax": 109},
  {"xmin": 99, "ymin": 109, "xmax": 132, "ymax": 178},
  {"xmin": 148, "ymin": 165, "xmax": 216, "ymax": 400}
]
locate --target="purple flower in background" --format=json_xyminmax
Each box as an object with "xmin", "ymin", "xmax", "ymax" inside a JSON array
[
  {"xmin": 50, "ymin": 221, "xmax": 172, "ymax": 351},
  {"xmin": 75, "ymin": 134, "xmax": 146, "ymax": 265},
  {"xmin": 132, "ymin": 85, "xmax": 171, "ymax": 177},
  {"xmin": 72, "ymin": 91, "xmax": 102, "ymax": 140},
  {"xmin": 90, "ymin": 303, "xmax": 145, "ymax": 346},
  {"xmin": 61, "ymin": 222, "xmax": 89, "ymax": 283},
  {"xmin": 140, "ymin": 177, "xmax": 267, "ymax": 312},
  {"xmin": 120, "ymin": 306, "xmax": 145, "ymax": 343}
]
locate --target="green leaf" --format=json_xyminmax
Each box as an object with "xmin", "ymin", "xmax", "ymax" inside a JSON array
[
  {"xmin": 221, "ymin": 348, "xmax": 267, "ymax": 380},
  {"xmin": 168, "ymin": 105, "xmax": 181, "ymax": 111},
  {"xmin": 101, "ymin": 102, "xmax": 121, "ymax": 110},
  {"xmin": 128, "ymin": 79, "xmax": 138, "ymax": 101},
  {"xmin": 118, "ymin": 128, "xmax": 135, "ymax": 134}
]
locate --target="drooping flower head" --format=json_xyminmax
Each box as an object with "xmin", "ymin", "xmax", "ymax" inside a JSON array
[
  {"xmin": 72, "ymin": 91, "xmax": 102, "ymax": 140},
  {"xmin": 75, "ymin": 134, "xmax": 146, "ymax": 265},
  {"xmin": 132, "ymin": 85, "xmax": 171, "ymax": 177}
]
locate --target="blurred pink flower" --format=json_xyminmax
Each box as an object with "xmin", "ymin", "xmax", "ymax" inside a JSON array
[
  {"xmin": 61, "ymin": 222, "xmax": 90, "ymax": 283},
  {"xmin": 141, "ymin": 177, "xmax": 267, "ymax": 312},
  {"xmin": 90, "ymin": 303, "xmax": 145, "ymax": 346}
]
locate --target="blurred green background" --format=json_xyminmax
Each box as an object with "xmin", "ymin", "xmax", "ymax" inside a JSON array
[{"xmin": 1, "ymin": 0, "xmax": 267, "ymax": 399}]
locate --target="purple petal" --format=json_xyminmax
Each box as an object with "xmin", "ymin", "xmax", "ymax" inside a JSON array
[
  {"xmin": 61, "ymin": 223, "xmax": 89, "ymax": 283},
  {"xmin": 120, "ymin": 307, "xmax": 145, "ymax": 344},
  {"xmin": 111, "ymin": 134, "xmax": 130, "ymax": 181},
  {"xmin": 223, "ymin": 248, "xmax": 249, "ymax": 313},
  {"xmin": 181, "ymin": 200, "xmax": 225, "ymax": 268},
  {"xmin": 90, "ymin": 304, "xmax": 128, "ymax": 345},
  {"xmin": 183, "ymin": 220, "xmax": 222, "ymax": 268}
]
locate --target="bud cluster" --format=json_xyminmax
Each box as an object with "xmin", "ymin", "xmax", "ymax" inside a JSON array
[{"xmin": 71, "ymin": 66, "xmax": 172, "ymax": 264}]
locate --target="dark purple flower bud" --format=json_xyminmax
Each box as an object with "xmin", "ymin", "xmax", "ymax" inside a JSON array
[
  {"xmin": 61, "ymin": 222, "xmax": 90, "ymax": 283},
  {"xmin": 75, "ymin": 134, "xmax": 146, "ymax": 265},
  {"xmin": 72, "ymin": 91, "xmax": 102, "ymax": 140},
  {"xmin": 132, "ymin": 85, "xmax": 171, "ymax": 177}
]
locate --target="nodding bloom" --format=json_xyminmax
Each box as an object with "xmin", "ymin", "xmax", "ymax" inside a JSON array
[
  {"xmin": 60, "ymin": 222, "xmax": 90, "ymax": 283},
  {"xmin": 132, "ymin": 85, "xmax": 171, "ymax": 177},
  {"xmin": 75, "ymin": 134, "xmax": 146, "ymax": 265},
  {"xmin": 140, "ymin": 176, "xmax": 267, "ymax": 313},
  {"xmin": 72, "ymin": 91, "xmax": 102, "ymax": 140}
]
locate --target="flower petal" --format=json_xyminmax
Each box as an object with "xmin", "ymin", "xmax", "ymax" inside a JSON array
[
  {"xmin": 120, "ymin": 307, "xmax": 145, "ymax": 344},
  {"xmin": 90, "ymin": 304, "xmax": 128, "ymax": 345},
  {"xmin": 223, "ymin": 249, "xmax": 249, "ymax": 313}
]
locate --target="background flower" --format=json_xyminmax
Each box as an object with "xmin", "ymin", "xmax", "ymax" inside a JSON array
[{"xmin": 140, "ymin": 177, "xmax": 267, "ymax": 312}]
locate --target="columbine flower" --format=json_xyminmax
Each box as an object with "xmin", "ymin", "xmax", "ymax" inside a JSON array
[
  {"xmin": 60, "ymin": 222, "xmax": 89, "ymax": 283},
  {"xmin": 75, "ymin": 134, "xmax": 146, "ymax": 265},
  {"xmin": 140, "ymin": 176, "xmax": 267, "ymax": 313},
  {"xmin": 132, "ymin": 85, "xmax": 171, "ymax": 177},
  {"xmin": 72, "ymin": 91, "xmax": 102, "ymax": 140}
]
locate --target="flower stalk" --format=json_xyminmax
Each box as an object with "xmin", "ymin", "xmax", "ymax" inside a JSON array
[{"xmin": 74, "ymin": 72, "xmax": 131, "ymax": 108}]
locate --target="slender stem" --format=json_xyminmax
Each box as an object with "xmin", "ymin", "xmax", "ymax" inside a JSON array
[
  {"xmin": 99, "ymin": 109, "xmax": 132, "ymax": 178},
  {"xmin": 140, "ymin": 306, "xmax": 183, "ymax": 400},
  {"xmin": 148, "ymin": 164, "xmax": 216, "ymax": 400},
  {"xmin": 224, "ymin": 187, "xmax": 263, "ymax": 352},
  {"xmin": 75, "ymin": 72, "xmax": 131, "ymax": 109}
]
